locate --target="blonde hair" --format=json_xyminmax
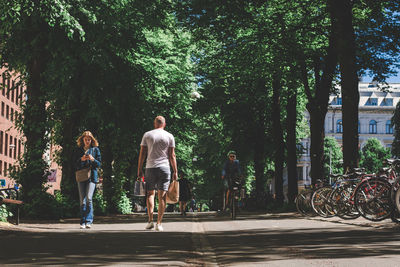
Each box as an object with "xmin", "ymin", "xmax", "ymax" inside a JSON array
[{"xmin": 76, "ymin": 131, "xmax": 99, "ymax": 148}]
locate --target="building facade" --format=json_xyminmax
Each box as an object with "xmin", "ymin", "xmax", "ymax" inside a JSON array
[
  {"xmin": 0, "ymin": 68, "xmax": 61, "ymax": 193},
  {"xmin": 297, "ymin": 82, "xmax": 400, "ymax": 186},
  {"xmin": 0, "ymin": 68, "xmax": 25, "ymax": 188}
]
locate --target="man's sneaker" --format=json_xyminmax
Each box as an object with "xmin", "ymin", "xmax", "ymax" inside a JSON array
[
  {"xmin": 80, "ymin": 224, "xmax": 86, "ymax": 229},
  {"xmin": 145, "ymin": 222, "xmax": 154, "ymax": 230},
  {"xmin": 155, "ymin": 224, "xmax": 164, "ymax": 232},
  {"xmin": 86, "ymin": 223, "xmax": 92, "ymax": 229}
]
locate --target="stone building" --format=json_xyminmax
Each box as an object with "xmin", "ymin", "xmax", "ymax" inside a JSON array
[{"xmin": 297, "ymin": 82, "xmax": 400, "ymax": 187}]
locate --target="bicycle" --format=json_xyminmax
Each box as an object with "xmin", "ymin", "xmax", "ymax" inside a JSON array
[{"xmin": 227, "ymin": 178, "xmax": 242, "ymax": 220}]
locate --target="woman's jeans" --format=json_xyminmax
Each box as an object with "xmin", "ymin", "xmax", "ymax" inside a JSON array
[{"xmin": 77, "ymin": 180, "xmax": 96, "ymax": 225}]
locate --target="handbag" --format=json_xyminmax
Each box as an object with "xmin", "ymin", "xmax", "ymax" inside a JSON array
[
  {"xmin": 75, "ymin": 167, "xmax": 91, "ymax": 182},
  {"xmin": 134, "ymin": 180, "xmax": 146, "ymax": 197},
  {"xmin": 166, "ymin": 179, "xmax": 180, "ymax": 204}
]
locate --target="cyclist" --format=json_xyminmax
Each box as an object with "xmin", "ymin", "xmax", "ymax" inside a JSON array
[{"xmin": 221, "ymin": 151, "xmax": 242, "ymax": 211}]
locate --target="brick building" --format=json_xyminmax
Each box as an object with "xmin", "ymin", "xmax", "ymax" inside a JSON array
[{"xmin": 0, "ymin": 68, "xmax": 61, "ymax": 193}]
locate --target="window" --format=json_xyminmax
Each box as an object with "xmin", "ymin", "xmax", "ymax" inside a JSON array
[
  {"xmin": 386, "ymin": 120, "xmax": 393, "ymax": 134},
  {"xmin": 14, "ymin": 138, "xmax": 17, "ymax": 159},
  {"xmin": 9, "ymin": 135, "xmax": 12, "ymax": 157},
  {"xmin": 4, "ymin": 162, "xmax": 7, "ymax": 176},
  {"xmin": 11, "ymin": 82, "xmax": 14, "ymax": 102},
  {"xmin": 5, "ymin": 133, "xmax": 8, "ymax": 156},
  {"xmin": 6, "ymin": 105, "xmax": 9, "ymax": 120},
  {"xmin": 296, "ymin": 143, "xmax": 303, "ymax": 154},
  {"xmin": 10, "ymin": 108, "xmax": 13, "ymax": 122},
  {"xmin": 18, "ymin": 140, "xmax": 21, "ymax": 157},
  {"xmin": 337, "ymin": 119, "xmax": 343, "ymax": 133},
  {"xmin": 336, "ymin": 97, "xmax": 342, "ymax": 105},
  {"xmin": 366, "ymin": 98, "xmax": 378, "ymax": 106},
  {"xmin": 15, "ymin": 86, "xmax": 19, "ymax": 105},
  {"xmin": 382, "ymin": 98, "xmax": 393, "ymax": 106},
  {"xmin": 369, "ymin": 120, "xmax": 377, "ymax": 134},
  {"xmin": 1, "ymin": 74, "xmax": 5, "ymax": 96},
  {"xmin": 0, "ymin": 131, "xmax": 3, "ymax": 154},
  {"xmin": 297, "ymin": 167, "xmax": 304, "ymax": 181},
  {"xmin": 0, "ymin": 160, "xmax": 2, "ymax": 175},
  {"xmin": 6, "ymin": 78, "xmax": 10, "ymax": 99},
  {"xmin": 1, "ymin": 102, "xmax": 4, "ymax": 116},
  {"xmin": 358, "ymin": 121, "xmax": 361, "ymax": 134}
]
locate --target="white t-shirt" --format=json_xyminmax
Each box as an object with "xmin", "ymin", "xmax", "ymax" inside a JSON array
[{"xmin": 140, "ymin": 128, "xmax": 175, "ymax": 168}]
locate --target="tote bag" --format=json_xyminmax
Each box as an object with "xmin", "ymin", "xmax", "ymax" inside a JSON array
[
  {"xmin": 134, "ymin": 180, "xmax": 146, "ymax": 197},
  {"xmin": 75, "ymin": 167, "xmax": 91, "ymax": 182},
  {"xmin": 166, "ymin": 180, "xmax": 179, "ymax": 204}
]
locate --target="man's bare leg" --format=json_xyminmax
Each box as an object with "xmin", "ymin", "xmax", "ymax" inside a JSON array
[
  {"xmin": 225, "ymin": 189, "xmax": 230, "ymax": 209},
  {"xmin": 147, "ymin": 190, "xmax": 155, "ymax": 222},
  {"xmin": 157, "ymin": 190, "xmax": 167, "ymax": 224}
]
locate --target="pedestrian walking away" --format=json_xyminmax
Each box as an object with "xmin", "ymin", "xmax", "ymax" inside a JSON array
[
  {"xmin": 137, "ymin": 116, "xmax": 178, "ymax": 231},
  {"xmin": 75, "ymin": 131, "xmax": 101, "ymax": 229}
]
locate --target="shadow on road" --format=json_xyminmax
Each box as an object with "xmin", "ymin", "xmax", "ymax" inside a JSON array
[
  {"xmin": 1, "ymin": 217, "xmax": 400, "ymax": 265},
  {"xmin": 205, "ymin": 227, "xmax": 400, "ymax": 265}
]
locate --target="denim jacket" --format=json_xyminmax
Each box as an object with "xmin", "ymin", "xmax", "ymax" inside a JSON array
[
  {"xmin": 221, "ymin": 159, "xmax": 241, "ymax": 178},
  {"xmin": 76, "ymin": 146, "xmax": 101, "ymax": 183}
]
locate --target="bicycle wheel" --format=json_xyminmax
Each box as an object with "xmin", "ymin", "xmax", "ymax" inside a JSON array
[
  {"xmin": 394, "ymin": 186, "xmax": 400, "ymax": 215},
  {"xmin": 354, "ymin": 177, "xmax": 392, "ymax": 221},
  {"xmin": 311, "ymin": 187, "xmax": 334, "ymax": 218},
  {"xmin": 296, "ymin": 190, "xmax": 314, "ymax": 216},
  {"xmin": 335, "ymin": 183, "xmax": 360, "ymax": 220}
]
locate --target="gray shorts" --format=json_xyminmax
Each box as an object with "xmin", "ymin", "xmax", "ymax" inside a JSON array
[{"xmin": 145, "ymin": 166, "xmax": 171, "ymax": 191}]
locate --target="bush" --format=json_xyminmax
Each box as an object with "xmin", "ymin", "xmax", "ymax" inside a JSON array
[
  {"xmin": 115, "ymin": 192, "xmax": 132, "ymax": 214},
  {"xmin": 93, "ymin": 188, "xmax": 107, "ymax": 215},
  {"xmin": 54, "ymin": 191, "xmax": 79, "ymax": 218},
  {"xmin": 21, "ymin": 189, "xmax": 63, "ymax": 219},
  {"xmin": 0, "ymin": 204, "xmax": 12, "ymax": 222}
]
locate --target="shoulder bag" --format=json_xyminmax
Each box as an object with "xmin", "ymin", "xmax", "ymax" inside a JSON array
[{"xmin": 75, "ymin": 167, "xmax": 91, "ymax": 182}]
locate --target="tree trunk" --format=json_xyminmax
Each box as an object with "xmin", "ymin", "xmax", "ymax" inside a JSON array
[
  {"xmin": 101, "ymin": 139, "xmax": 115, "ymax": 213},
  {"xmin": 307, "ymin": 106, "xmax": 326, "ymax": 184},
  {"xmin": 300, "ymin": 4, "xmax": 338, "ymax": 184},
  {"xmin": 59, "ymin": 72, "xmax": 84, "ymax": 215},
  {"xmin": 254, "ymin": 126, "xmax": 266, "ymax": 208},
  {"xmin": 272, "ymin": 74, "xmax": 285, "ymax": 204},
  {"xmin": 21, "ymin": 56, "xmax": 48, "ymax": 201},
  {"xmin": 332, "ymin": 0, "xmax": 359, "ymax": 171},
  {"xmin": 253, "ymin": 78, "xmax": 267, "ymax": 208},
  {"xmin": 286, "ymin": 90, "xmax": 298, "ymax": 203}
]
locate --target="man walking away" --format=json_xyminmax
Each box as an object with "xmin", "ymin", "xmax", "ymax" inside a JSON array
[{"xmin": 137, "ymin": 116, "xmax": 178, "ymax": 231}]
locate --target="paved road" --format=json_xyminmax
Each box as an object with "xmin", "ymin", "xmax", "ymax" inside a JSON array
[{"xmin": 1, "ymin": 212, "xmax": 400, "ymax": 266}]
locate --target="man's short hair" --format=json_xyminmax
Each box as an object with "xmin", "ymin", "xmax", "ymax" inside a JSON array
[{"xmin": 154, "ymin": 116, "xmax": 166, "ymax": 125}]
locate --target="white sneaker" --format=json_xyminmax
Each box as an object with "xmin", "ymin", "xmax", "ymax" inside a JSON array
[
  {"xmin": 155, "ymin": 224, "xmax": 163, "ymax": 232},
  {"xmin": 80, "ymin": 224, "xmax": 86, "ymax": 229},
  {"xmin": 86, "ymin": 223, "xmax": 92, "ymax": 229},
  {"xmin": 145, "ymin": 222, "xmax": 154, "ymax": 230}
]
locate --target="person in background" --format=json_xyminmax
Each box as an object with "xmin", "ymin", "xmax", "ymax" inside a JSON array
[
  {"xmin": 221, "ymin": 151, "xmax": 241, "ymax": 211},
  {"xmin": 76, "ymin": 131, "xmax": 101, "ymax": 229},
  {"xmin": 179, "ymin": 173, "xmax": 192, "ymax": 216}
]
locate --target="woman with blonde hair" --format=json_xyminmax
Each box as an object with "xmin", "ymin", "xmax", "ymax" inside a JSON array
[{"xmin": 75, "ymin": 131, "xmax": 101, "ymax": 229}]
